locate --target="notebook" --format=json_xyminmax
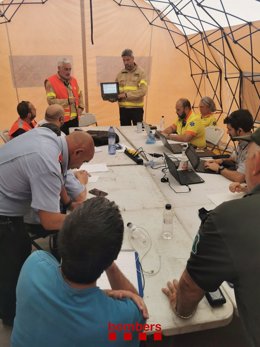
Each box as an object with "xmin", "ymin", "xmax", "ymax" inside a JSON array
[
  {"xmin": 100, "ymin": 82, "xmax": 119, "ymax": 100},
  {"xmin": 164, "ymin": 153, "xmax": 204, "ymax": 185},
  {"xmin": 185, "ymin": 145, "xmax": 219, "ymax": 174},
  {"xmin": 97, "ymin": 250, "xmax": 143, "ymax": 297},
  {"xmin": 156, "ymin": 131, "xmax": 183, "ymax": 154}
]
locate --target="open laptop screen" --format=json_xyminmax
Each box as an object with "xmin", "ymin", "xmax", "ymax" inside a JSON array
[
  {"xmin": 185, "ymin": 145, "xmax": 200, "ymax": 169},
  {"xmin": 100, "ymin": 82, "xmax": 119, "ymax": 100}
]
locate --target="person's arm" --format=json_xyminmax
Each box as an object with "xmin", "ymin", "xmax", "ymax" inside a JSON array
[
  {"xmin": 123, "ymin": 70, "xmax": 148, "ymax": 100},
  {"xmin": 162, "ymin": 270, "xmax": 204, "ymax": 318},
  {"xmin": 106, "ymin": 262, "xmax": 138, "ymax": 294},
  {"xmin": 161, "ymin": 124, "xmax": 177, "ymax": 135},
  {"xmin": 38, "ymin": 210, "xmax": 66, "ymax": 230},
  {"xmin": 45, "ymin": 80, "xmax": 69, "ymax": 107},
  {"xmin": 204, "ymin": 161, "xmax": 245, "ymax": 182},
  {"xmin": 167, "ymin": 132, "xmax": 194, "ymax": 143}
]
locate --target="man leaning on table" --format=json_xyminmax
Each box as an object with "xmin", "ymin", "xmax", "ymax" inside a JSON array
[
  {"xmin": 0, "ymin": 127, "xmax": 94, "ymax": 326},
  {"xmin": 162, "ymin": 127, "xmax": 260, "ymax": 347},
  {"xmin": 12, "ymin": 197, "xmax": 148, "ymax": 347},
  {"xmin": 161, "ymin": 98, "xmax": 206, "ymax": 148},
  {"xmin": 204, "ymin": 109, "xmax": 254, "ymax": 182}
]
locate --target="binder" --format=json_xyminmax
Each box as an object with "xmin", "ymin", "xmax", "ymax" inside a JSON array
[{"xmin": 97, "ymin": 250, "xmax": 143, "ymax": 297}]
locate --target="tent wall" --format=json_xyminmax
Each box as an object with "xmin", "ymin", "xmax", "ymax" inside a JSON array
[{"xmin": 0, "ymin": 0, "xmax": 195, "ymax": 131}]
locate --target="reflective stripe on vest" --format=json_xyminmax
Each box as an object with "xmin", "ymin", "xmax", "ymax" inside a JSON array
[{"xmin": 48, "ymin": 75, "xmax": 79, "ymax": 122}]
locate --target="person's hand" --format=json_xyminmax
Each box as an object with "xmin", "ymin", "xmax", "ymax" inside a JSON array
[
  {"xmin": 229, "ymin": 182, "xmax": 247, "ymax": 193},
  {"xmin": 204, "ymin": 161, "xmax": 220, "ymax": 172},
  {"xmin": 105, "ymin": 289, "xmax": 149, "ymax": 319},
  {"xmin": 108, "ymin": 98, "xmax": 117, "ymax": 103},
  {"xmin": 77, "ymin": 108, "xmax": 83, "ymax": 117},
  {"xmin": 68, "ymin": 96, "xmax": 76, "ymax": 104},
  {"xmin": 118, "ymin": 93, "xmax": 126, "ymax": 100},
  {"xmin": 162, "ymin": 279, "xmax": 178, "ymax": 310},
  {"xmin": 74, "ymin": 170, "xmax": 89, "ymax": 185}
]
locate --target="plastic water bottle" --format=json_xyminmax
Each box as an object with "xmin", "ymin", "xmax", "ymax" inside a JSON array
[
  {"xmin": 127, "ymin": 222, "xmax": 147, "ymax": 247},
  {"xmin": 178, "ymin": 144, "xmax": 188, "ymax": 171},
  {"xmin": 146, "ymin": 131, "xmax": 156, "ymax": 144},
  {"xmin": 108, "ymin": 126, "xmax": 116, "ymax": 155},
  {"xmin": 159, "ymin": 116, "xmax": 165, "ymax": 131},
  {"xmin": 161, "ymin": 204, "xmax": 173, "ymax": 240}
]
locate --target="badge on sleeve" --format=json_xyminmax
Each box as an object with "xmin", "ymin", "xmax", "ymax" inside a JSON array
[
  {"xmin": 192, "ymin": 233, "xmax": 200, "ymax": 254},
  {"xmin": 189, "ymin": 121, "xmax": 195, "ymax": 127}
]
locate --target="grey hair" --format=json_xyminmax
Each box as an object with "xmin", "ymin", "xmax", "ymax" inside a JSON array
[
  {"xmin": 57, "ymin": 58, "xmax": 71, "ymax": 67},
  {"xmin": 200, "ymin": 96, "xmax": 216, "ymax": 112},
  {"xmin": 121, "ymin": 49, "xmax": 133, "ymax": 57}
]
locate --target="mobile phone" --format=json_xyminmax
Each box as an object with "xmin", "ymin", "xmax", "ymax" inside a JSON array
[
  {"xmin": 205, "ymin": 288, "xmax": 226, "ymax": 307},
  {"xmin": 89, "ymin": 188, "xmax": 108, "ymax": 197}
]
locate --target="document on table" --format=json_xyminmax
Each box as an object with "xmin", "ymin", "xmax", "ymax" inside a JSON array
[
  {"xmin": 208, "ymin": 192, "xmax": 244, "ymax": 206},
  {"xmin": 97, "ymin": 250, "xmax": 143, "ymax": 297},
  {"xmin": 79, "ymin": 163, "xmax": 109, "ymax": 173}
]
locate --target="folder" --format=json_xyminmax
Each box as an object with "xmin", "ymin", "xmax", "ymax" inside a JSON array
[{"xmin": 97, "ymin": 250, "xmax": 143, "ymax": 297}]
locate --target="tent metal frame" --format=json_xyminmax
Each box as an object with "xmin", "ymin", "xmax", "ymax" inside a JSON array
[{"xmin": 113, "ymin": 0, "xmax": 260, "ymax": 127}]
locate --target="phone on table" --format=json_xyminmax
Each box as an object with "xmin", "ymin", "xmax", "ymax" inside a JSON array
[
  {"xmin": 89, "ymin": 188, "xmax": 108, "ymax": 197},
  {"xmin": 205, "ymin": 288, "xmax": 226, "ymax": 307}
]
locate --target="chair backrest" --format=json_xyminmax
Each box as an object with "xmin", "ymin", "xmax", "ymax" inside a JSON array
[
  {"xmin": 205, "ymin": 126, "xmax": 224, "ymax": 146},
  {"xmin": 0, "ymin": 129, "xmax": 11, "ymax": 143},
  {"xmin": 79, "ymin": 113, "xmax": 97, "ymax": 127}
]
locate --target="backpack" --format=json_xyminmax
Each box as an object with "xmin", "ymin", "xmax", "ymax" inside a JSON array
[{"xmin": 86, "ymin": 130, "xmax": 120, "ymax": 147}]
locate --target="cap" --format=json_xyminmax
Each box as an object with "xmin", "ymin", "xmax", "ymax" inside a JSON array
[{"xmin": 232, "ymin": 127, "xmax": 260, "ymax": 145}]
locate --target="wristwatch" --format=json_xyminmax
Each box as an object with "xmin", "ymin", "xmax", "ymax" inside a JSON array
[{"xmin": 218, "ymin": 165, "xmax": 225, "ymax": 174}]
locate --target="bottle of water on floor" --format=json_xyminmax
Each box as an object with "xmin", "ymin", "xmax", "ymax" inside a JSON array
[
  {"xmin": 161, "ymin": 204, "xmax": 173, "ymax": 240},
  {"xmin": 108, "ymin": 126, "xmax": 116, "ymax": 155}
]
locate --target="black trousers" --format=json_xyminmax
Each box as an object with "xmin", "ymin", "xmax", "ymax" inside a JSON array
[
  {"xmin": 60, "ymin": 116, "xmax": 79, "ymax": 135},
  {"xmin": 119, "ymin": 107, "xmax": 144, "ymax": 126},
  {"xmin": 0, "ymin": 217, "xmax": 31, "ymax": 324}
]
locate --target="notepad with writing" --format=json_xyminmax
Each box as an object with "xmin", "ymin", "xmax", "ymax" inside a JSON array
[{"xmin": 97, "ymin": 250, "xmax": 143, "ymax": 297}]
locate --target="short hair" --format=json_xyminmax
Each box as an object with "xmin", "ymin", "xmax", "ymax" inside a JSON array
[
  {"xmin": 45, "ymin": 105, "xmax": 64, "ymax": 122},
  {"xmin": 200, "ymin": 96, "xmax": 216, "ymax": 112},
  {"xmin": 17, "ymin": 101, "xmax": 30, "ymax": 119},
  {"xmin": 58, "ymin": 197, "xmax": 124, "ymax": 284},
  {"xmin": 57, "ymin": 58, "xmax": 71, "ymax": 67},
  {"xmin": 121, "ymin": 49, "xmax": 133, "ymax": 57},
  {"xmin": 224, "ymin": 109, "xmax": 254, "ymax": 132},
  {"xmin": 40, "ymin": 123, "xmax": 61, "ymax": 136},
  {"xmin": 178, "ymin": 98, "xmax": 191, "ymax": 110}
]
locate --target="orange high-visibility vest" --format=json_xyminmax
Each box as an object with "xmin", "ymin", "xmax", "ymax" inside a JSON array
[
  {"xmin": 9, "ymin": 119, "xmax": 37, "ymax": 138},
  {"xmin": 47, "ymin": 75, "xmax": 79, "ymax": 122}
]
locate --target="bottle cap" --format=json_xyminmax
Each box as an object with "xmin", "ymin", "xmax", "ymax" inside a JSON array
[{"xmin": 165, "ymin": 204, "xmax": 172, "ymax": 210}]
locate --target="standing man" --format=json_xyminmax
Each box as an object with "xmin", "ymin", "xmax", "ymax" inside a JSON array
[
  {"xmin": 162, "ymin": 128, "xmax": 260, "ymax": 346},
  {"xmin": 9, "ymin": 101, "xmax": 37, "ymax": 139},
  {"xmin": 0, "ymin": 128, "xmax": 94, "ymax": 326},
  {"xmin": 204, "ymin": 109, "xmax": 254, "ymax": 182},
  {"xmin": 45, "ymin": 58, "xmax": 85, "ymax": 135},
  {"xmin": 116, "ymin": 49, "xmax": 147, "ymax": 126},
  {"xmin": 161, "ymin": 98, "xmax": 206, "ymax": 148}
]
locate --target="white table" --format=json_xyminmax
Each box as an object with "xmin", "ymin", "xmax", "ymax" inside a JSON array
[{"xmin": 84, "ymin": 131, "xmax": 234, "ymax": 336}]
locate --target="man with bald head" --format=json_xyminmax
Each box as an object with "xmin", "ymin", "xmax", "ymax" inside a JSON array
[
  {"xmin": 0, "ymin": 127, "xmax": 94, "ymax": 326},
  {"xmin": 38, "ymin": 104, "xmax": 65, "ymax": 129}
]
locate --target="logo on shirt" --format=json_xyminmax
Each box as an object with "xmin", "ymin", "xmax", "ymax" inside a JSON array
[
  {"xmin": 108, "ymin": 322, "xmax": 162, "ymax": 342},
  {"xmin": 191, "ymin": 233, "xmax": 200, "ymax": 254},
  {"xmin": 189, "ymin": 121, "xmax": 195, "ymax": 127}
]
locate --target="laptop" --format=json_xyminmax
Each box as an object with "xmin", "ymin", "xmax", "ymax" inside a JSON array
[
  {"xmin": 164, "ymin": 153, "xmax": 204, "ymax": 185},
  {"xmin": 156, "ymin": 131, "xmax": 183, "ymax": 154},
  {"xmin": 100, "ymin": 82, "xmax": 119, "ymax": 100},
  {"xmin": 185, "ymin": 145, "xmax": 219, "ymax": 174}
]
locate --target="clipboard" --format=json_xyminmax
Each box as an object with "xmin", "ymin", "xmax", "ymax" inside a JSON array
[{"xmin": 97, "ymin": 250, "xmax": 143, "ymax": 297}]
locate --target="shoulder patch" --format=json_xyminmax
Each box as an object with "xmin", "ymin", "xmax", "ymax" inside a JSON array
[
  {"xmin": 191, "ymin": 233, "xmax": 200, "ymax": 254},
  {"xmin": 189, "ymin": 121, "xmax": 195, "ymax": 127}
]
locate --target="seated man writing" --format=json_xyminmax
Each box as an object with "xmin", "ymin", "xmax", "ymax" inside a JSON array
[
  {"xmin": 204, "ymin": 109, "xmax": 254, "ymax": 182},
  {"xmin": 161, "ymin": 98, "xmax": 206, "ymax": 148},
  {"xmin": 12, "ymin": 197, "xmax": 148, "ymax": 347}
]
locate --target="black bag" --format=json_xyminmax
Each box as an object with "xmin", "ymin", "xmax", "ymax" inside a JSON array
[{"xmin": 86, "ymin": 130, "xmax": 120, "ymax": 147}]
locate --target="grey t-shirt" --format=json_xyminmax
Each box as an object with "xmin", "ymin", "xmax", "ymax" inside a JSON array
[{"xmin": 0, "ymin": 127, "xmax": 68, "ymax": 216}]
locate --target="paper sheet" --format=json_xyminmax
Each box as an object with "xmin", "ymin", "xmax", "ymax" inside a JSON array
[
  {"xmin": 80, "ymin": 163, "xmax": 109, "ymax": 173},
  {"xmin": 207, "ymin": 192, "xmax": 244, "ymax": 206}
]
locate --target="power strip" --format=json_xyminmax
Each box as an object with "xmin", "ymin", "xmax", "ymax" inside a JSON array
[{"xmin": 124, "ymin": 149, "xmax": 143, "ymax": 165}]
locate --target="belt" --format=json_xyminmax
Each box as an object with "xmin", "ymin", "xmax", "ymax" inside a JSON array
[{"xmin": 0, "ymin": 215, "xmax": 23, "ymax": 222}]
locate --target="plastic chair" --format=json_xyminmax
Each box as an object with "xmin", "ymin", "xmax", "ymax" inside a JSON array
[
  {"xmin": 205, "ymin": 125, "xmax": 225, "ymax": 151},
  {"xmin": 79, "ymin": 113, "xmax": 97, "ymax": 127},
  {"xmin": 0, "ymin": 129, "xmax": 10, "ymax": 143}
]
